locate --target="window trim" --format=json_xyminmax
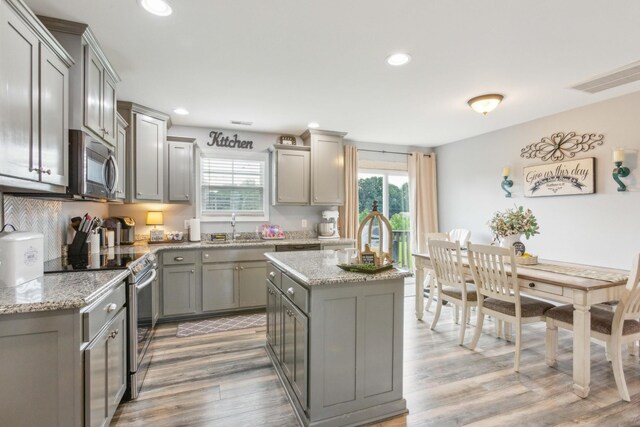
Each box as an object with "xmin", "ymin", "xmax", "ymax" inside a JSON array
[{"xmin": 197, "ymin": 151, "xmax": 270, "ymax": 222}]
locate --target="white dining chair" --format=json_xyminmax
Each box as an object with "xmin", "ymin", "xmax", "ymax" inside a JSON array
[
  {"xmin": 467, "ymin": 243, "xmax": 554, "ymax": 372},
  {"xmin": 428, "ymin": 239, "xmax": 477, "ymax": 345},
  {"xmin": 545, "ymin": 253, "xmax": 640, "ymax": 401},
  {"xmin": 448, "ymin": 229, "xmax": 471, "ymax": 249},
  {"xmin": 423, "ymin": 232, "xmax": 449, "ymax": 311}
]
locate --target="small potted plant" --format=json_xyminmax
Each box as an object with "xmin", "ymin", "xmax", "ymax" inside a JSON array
[{"xmin": 488, "ymin": 206, "xmax": 540, "ymax": 249}]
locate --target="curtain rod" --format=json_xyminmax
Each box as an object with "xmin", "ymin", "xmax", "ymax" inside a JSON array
[{"xmin": 357, "ymin": 149, "xmax": 431, "ymax": 157}]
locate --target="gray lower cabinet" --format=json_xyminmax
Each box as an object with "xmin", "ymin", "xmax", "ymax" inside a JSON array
[
  {"xmin": 85, "ymin": 308, "xmax": 127, "ymax": 427},
  {"xmin": 266, "ymin": 280, "xmax": 282, "ymax": 359},
  {"xmin": 162, "ymin": 264, "xmax": 197, "ymax": 316},
  {"xmin": 202, "ymin": 263, "xmax": 237, "ymax": 312},
  {"xmin": 202, "ymin": 261, "xmax": 267, "ymax": 312}
]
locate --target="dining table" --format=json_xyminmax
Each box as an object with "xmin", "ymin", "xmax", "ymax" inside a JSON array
[{"xmin": 413, "ymin": 251, "xmax": 629, "ymax": 399}]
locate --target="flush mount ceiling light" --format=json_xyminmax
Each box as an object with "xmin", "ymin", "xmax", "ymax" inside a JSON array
[
  {"xmin": 173, "ymin": 107, "xmax": 189, "ymax": 115},
  {"xmin": 386, "ymin": 53, "xmax": 411, "ymax": 66},
  {"xmin": 139, "ymin": 0, "xmax": 172, "ymax": 16},
  {"xmin": 467, "ymin": 94, "xmax": 504, "ymax": 115},
  {"xmin": 307, "ymin": 122, "xmax": 320, "ymax": 129}
]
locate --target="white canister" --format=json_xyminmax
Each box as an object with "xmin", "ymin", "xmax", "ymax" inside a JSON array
[
  {"xmin": 90, "ymin": 232, "xmax": 101, "ymax": 254},
  {"xmin": 0, "ymin": 228, "xmax": 44, "ymax": 288}
]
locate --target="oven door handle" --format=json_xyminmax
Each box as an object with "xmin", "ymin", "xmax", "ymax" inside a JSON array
[{"xmin": 136, "ymin": 269, "xmax": 157, "ymax": 291}]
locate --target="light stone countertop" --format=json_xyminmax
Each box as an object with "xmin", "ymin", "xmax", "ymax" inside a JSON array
[
  {"xmin": 0, "ymin": 269, "xmax": 129, "ymax": 315},
  {"xmin": 0, "ymin": 238, "xmax": 354, "ymax": 315},
  {"xmin": 265, "ymin": 250, "xmax": 413, "ymax": 287}
]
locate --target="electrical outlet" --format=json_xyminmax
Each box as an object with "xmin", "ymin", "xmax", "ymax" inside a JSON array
[
  {"xmin": 301, "ymin": 219, "xmax": 307, "ymax": 228},
  {"xmin": 184, "ymin": 220, "xmax": 190, "ymax": 229}
]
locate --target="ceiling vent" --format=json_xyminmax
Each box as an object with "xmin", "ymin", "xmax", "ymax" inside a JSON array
[
  {"xmin": 230, "ymin": 120, "xmax": 253, "ymax": 126},
  {"xmin": 571, "ymin": 60, "xmax": 640, "ymax": 94}
]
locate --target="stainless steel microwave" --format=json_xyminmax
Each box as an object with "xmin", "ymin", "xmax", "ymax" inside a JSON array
[{"xmin": 68, "ymin": 130, "xmax": 119, "ymax": 200}]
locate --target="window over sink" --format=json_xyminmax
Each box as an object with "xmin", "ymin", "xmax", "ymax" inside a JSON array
[{"xmin": 198, "ymin": 153, "xmax": 269, "ymax": 221}]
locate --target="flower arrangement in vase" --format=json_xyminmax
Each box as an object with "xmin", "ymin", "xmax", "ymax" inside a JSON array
[{"xmin": 488, "ymin": 206, "xmax": 540, "ymax": 249}]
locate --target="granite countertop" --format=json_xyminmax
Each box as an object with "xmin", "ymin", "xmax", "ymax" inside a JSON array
[
  {"xmin": 1, "ymin": 237, "xmax": 355, "ymax": 316},
  {"xmin": 0, "ymin": 269, "xmax": 129, "ymax": 315},
  {"xmin": 265, "ymin": 250, "xmax": 413, "ymax": 286}
]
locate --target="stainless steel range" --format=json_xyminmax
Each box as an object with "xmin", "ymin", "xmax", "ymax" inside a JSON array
[{"xmin": 126, "ymin": 253, "xmax": 158, "ymax": 399}]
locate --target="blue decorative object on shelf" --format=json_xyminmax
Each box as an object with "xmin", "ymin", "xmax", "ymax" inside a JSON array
[
  {"xmin": 612, "ymin": 148, "xmax": 631, "ymax": 192},
  {"xmin": 501, "ymin": 176, "xmax": 513, "ymax": 198}
]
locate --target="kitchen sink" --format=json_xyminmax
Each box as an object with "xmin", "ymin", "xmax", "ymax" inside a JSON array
[{"xmin": 204, "ymin": 239, "xmax": 263, "ymax": 245}]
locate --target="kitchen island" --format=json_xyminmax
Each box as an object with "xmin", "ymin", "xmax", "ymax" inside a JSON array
[{"xmin": 265, "ymin": 251, "xmax": 411, "ymax": 427}]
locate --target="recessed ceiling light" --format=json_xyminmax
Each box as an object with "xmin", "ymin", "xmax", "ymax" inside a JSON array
[
  {"xmin": 173, "ymin": 108, "xmax": 189, "ymax": 115},
  {"xmin": 139, "ymin": 0, "xmax": 172, "ymax": 16},
  {"xmin": 467, "ymin": 94, "xmax": 504, "ymax": 115},
  {"xmin": 386, "ymin": 53, "xmax": 411, "ymax": 66},
  {"xmin": 307, "ymin": 122, "xmax": 320, "ymax": 129}
]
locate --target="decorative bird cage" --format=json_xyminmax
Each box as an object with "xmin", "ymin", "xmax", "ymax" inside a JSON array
[{"xmin": 356, "ymin": 201, "xmax": 393, "ymax": 266}]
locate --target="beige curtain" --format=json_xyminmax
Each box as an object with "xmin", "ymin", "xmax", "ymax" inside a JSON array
[
  {"xmin": 339, "ymin": 144, "xmax": 359, "ymax": 239},
  {"xmin": 408, "ymin": 152, "xmax": 438, "ymax": 254}
]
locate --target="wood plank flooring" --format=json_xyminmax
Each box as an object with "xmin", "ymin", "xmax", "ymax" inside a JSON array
[{"xmin": 111, "ymin": 283, "xmax": 640, "ymax": 426}]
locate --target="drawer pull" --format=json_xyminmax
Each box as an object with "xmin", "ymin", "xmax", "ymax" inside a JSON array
[
  {"xmin": 105, "ymin": 303, "xmax": 117, "ymax": 313},
  {"xmin": 528, "ymin": 282, "xmax": 535, "ymax": 288},
  {"xmin": 205, "ymin": 254, "xmax": 209, "ymax": 259},
  {"xmin": 191, "ymin": 269, "xmax": 195, "ymax": 274},
  {"xmin": 287, "ymin": 287, "xmax": 295, "ymax": 297},
  {"xmin": 174, "ymin": 256, "xmax": 184, "ymax": 262},
  {"xmin": 269, "ymin": 272, "xmax": 276, "ymax": 278},
  {"xmin": 109, "ymin": 329, "xmax": 119, "ymax": 339}
]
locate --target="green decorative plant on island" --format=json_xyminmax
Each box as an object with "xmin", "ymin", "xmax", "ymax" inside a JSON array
[{"xmin": 488, "ymin": 206, "xmax": 540, "ymax": 241}]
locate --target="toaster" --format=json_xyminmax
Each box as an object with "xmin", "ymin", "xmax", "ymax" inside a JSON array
[{"xmin": 0, "ymin": 225, "xmax": 44, "ymax": 287}]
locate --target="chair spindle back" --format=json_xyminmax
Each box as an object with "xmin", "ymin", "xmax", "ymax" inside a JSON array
[
  {"xmin": 428, "ymin": 239, "xmax": 465, "ymax": 289},
  {"xmin": 468, "ymin": 243, "xmax": 519, "ymax": 304}
]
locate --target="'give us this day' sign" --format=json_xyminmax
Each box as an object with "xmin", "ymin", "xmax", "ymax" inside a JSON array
[{"xmin": 524, "ymin": 157, "xmax": 595, "ymax": 197}]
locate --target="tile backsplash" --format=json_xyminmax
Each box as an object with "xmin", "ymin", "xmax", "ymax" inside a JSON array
[{"xmin": 3, "ymin": 195, "xmax": 64, "ymax": 261}]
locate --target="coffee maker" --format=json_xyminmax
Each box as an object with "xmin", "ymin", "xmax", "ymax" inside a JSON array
[
  {"xmin": 317, "ymin": 210, "xmax": 340, "ymax": 240},
  {"xmin": 113, "ymin": 217, "xmax": 136, "ymax": 245}
]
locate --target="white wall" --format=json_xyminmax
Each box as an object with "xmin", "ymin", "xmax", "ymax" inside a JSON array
[{"xmin": 435, "ymin": 91, "xmax": 640, "ymax": 269}]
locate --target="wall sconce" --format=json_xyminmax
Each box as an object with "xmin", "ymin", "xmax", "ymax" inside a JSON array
[
  {"xmin": 612, "ymin": 148, "xmax": 630, "ymax": 192},
  {"xmin": 468, "ymin": 94, "xmax": 504, "ymax": 115},
  {"xmin": 501, "ymin": 167, "xmax": 513, "ymax": 198}
]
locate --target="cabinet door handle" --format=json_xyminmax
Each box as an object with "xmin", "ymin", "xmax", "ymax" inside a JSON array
[
  {"xmin": 185, "ymin": 194, "xmax": 189, "ymax": 199},
  {"xmin": 29, "ymin": 167, "xmax": 39, "ymax": 173},
  {"xmin": 269, "ymin": 272, "xmax": 276, "ymax": 278},
  {"xmin": 287, "ymin": 287, "xmax": 295, "ymax": 297},
  {"xmin": 204, "ymin": 254, "xmax": 209, "ymax": 259},
  {"xmin": 239, "ymin": 266, "xmax": 245, "ymax": 270},
  {"xmin": 191, "ymin": 269, "xmax": 195, "ymax": 274},
  {"xmin": 235, "ymin": 266, "xmax": 239, "ymax": 271},
  {"xmin": 137, "ymin": 192, "xmax": 142, "ymax": 196},
  {"xmin": 314, "ymin": 196, "xmax": 318, "ymax": 201},
  {"xmin": 528, "ymin": 282, "xmax": 535, "ymax": 288},
  {"xmin": 110, "ymin": 329, "xmax": 119, "ymax": 339},
  {"xmin": 174, "ymin": 256, "xmax": 184, "ymax": 261},
  {"xmin": 104, "ymin": 130, "xmax": 109, "ymax": 135},
  {"xmin": 105, "ymin": 303, "xmax": 117, "ymax": 312}
]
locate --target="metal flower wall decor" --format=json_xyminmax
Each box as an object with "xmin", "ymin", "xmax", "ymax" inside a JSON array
[{"xmin": 520, "ymin": 132, "xmax": 604, "ymax": 162}]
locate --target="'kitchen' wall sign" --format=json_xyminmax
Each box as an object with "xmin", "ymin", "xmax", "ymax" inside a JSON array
[{"xmin": 207, "ymin": 131, "xmax": 254, "ymax": 149}]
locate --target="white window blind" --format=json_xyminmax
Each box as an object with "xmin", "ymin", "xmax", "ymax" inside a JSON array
[{"xmin": 200, "ymin": 155, "xmax": 267, "ymax": 217}]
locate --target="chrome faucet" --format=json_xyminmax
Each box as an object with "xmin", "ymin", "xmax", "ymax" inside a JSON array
[{"xmin": 231, "ymin": 213, "xmax": 237, "ymax": 241}]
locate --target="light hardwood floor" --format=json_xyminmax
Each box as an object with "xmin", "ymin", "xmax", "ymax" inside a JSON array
[{"xmin": 112, "ymin": 285, "xmax": 640, "ymax": 426}]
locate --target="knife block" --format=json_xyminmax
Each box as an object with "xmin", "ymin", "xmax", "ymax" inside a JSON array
[{"xmin": 68, "ymin": 230, "xmax": 89, "ymax": 257}]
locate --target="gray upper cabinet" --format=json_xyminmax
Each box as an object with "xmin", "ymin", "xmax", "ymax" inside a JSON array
[
  {"xmin": 0, "ymin": 0, "xmax": 73, "ymax": 193},
  {"xmin": 39, "ymin": 16, "xmax": 120, "ymax": 148},
  {"xmin": 301, "ymin": 129, "xmax": 347, "ymax": 206},
  {"xmin": 271, "ymin": 146, "xmax": 310, "ymax": 205},
  {"xmin": 114, "ymin": 113, "xmax": 127, "ymax": 199},
  {"xmin": 117, "ymin": 102, "xmax": 170, "ymax": 203},
  {"xmin": 166, "ymin": 136, "xmax": 194, "ymax": 204}
]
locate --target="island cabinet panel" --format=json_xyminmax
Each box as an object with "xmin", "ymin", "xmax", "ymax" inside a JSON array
[
  {"xmin": 321, "ymin": 297, "xmax": 357, "ymax": 406},
  {"xmin": 363, "ymin": 293, "xmax": 395, "ymax": 396}
]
